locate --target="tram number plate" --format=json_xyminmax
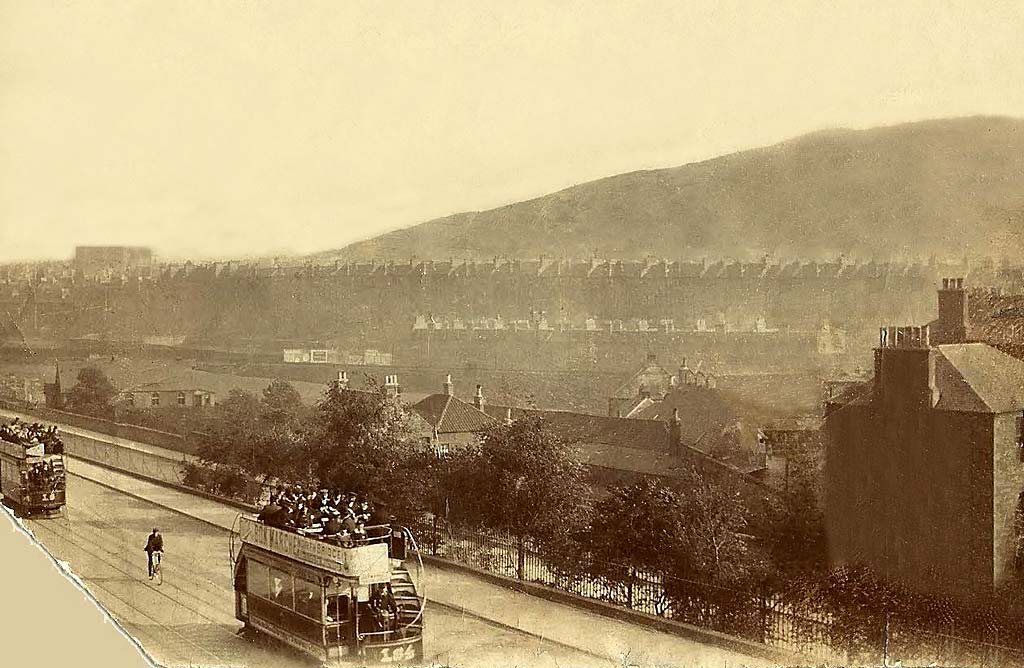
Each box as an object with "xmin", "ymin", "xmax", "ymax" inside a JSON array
[{"xmin": 377, "ymin": 645, "xmax": 416, "ymax": 663}]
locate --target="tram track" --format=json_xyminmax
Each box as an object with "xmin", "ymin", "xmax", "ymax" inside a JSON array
[
  {"xmin": 46, "ymin": 500, "xmax": 234, "ymax": 614},
  {"xmin": 15, "ymin": 465, "xmax": 641, "ymax": 668},
  {"xmin": 25, "ymin": 511, "xmax": 231, "ymax": 624},
  {"xmin": 22, "ymin": 515, "xmax": 231, "ymax": 666}
]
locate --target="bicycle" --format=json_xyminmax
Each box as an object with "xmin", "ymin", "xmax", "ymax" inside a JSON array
[{"xmin": 150, "ymin": 550, "xmax": 163, "ymax": 585}]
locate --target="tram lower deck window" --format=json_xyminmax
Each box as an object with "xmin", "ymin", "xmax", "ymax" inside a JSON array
[
  {"xmin": 270, "ymin": 568, "xmax": 294, "ymax": 609},
  {"xmin": 248, "ymin": 561, "xmax": 271, "ymax": 600},
  {"xmin": 293, "ymin": 576, "xmax": 322, "ymax": 620},
  {"xmin": 327, "ymin": 594, "xmax": 350, "ymax": 623}
]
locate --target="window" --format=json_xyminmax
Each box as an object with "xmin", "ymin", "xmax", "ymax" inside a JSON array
[
  {"xmin": 311, "ymin": 350, "xmax": 328, "ymax": 363},
  {"xmin": 435, "ymin": 443, "xmax": 449, "ymax": 458},
  {"xmin": 177, "ymin": 391, "xmax": 186, "ymax": 406},
  {"xmin": 150, "ymin": 392, "xmax": 160, "ymax": 407},
  {"xmin": 327, "ymin": 594, "xmax": 350, "ymax": 623},
  {"xmin": 248, "ymin": 560, "xmax": 271, "ymax": 600},
  {"xmin": 125, "ymin": 393, "xmax": 134, "ymax": 407},
  {"xmin": 270, "ymin": 567, "xmax": 293, "ymax": 609},
  {"xmin": 293, "ymin": 576, "xmax": 322, "ymax": 620}
]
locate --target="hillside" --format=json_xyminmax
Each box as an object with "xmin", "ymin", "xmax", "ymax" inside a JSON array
[{"xmin": 316, "ymin": 116, "xmax": 1024, "ymax": 262}]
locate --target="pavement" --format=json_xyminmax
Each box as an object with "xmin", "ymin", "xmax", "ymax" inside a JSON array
[{"xmin": 68, "ymin": 458, "xmax": 779, "ymax": 668}]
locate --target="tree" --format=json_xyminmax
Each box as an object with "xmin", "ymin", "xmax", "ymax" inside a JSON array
[
  {"xmin": 449, "ymin": 416, "xmax": 592, "ymax": 552},
  {"xmin": 64, "ymin": 366, "xmax": 117, "ymax": 417},
  {"xmin": 196, "ymin": 386, "xmax": 306, "ymax": 491},
  {"xmin": 587, "ymin": 478, "xmax": 685, "ymax": 576},
  {"xmin": 302, "ymin": 380, "xmax": 430, "ymax": 523},
  {"xmin": 761, "ymin": 471, "xmax": 827, "ymax": 579},
  {"xmin": 672, "ymin": 466, "xmax": 764, "ymax": 587},
  {"xmin": 261, "ymin": 379, "xmax": 304, "ymax": 423}
]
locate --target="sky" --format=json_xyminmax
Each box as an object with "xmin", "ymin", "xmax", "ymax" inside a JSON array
[{"xmin": 1, "ymin": 0, "xmax": 1023, "ymax": 263}]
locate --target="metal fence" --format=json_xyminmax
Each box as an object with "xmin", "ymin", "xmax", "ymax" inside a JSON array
[{"xmin": 420, "ymin": 518, "xmax": 1024, "ymax": 667}]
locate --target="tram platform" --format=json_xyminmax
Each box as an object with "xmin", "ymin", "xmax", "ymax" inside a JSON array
[{"xmin": 66, "ymin": 457, "xmax": 778, "ymax": 667}]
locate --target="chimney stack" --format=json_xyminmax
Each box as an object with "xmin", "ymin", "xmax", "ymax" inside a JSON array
[
  {"xmin": 473, "ymin": 384, "xmax": 485, "ymax": 411},
  {"xmin": 936, "ymin": 276, "xmax": 968, "ymax": 344},
  {"xmin": 443, "ymin": 373, "xmax": 454, "ymax": 396},
  {"xmin": 337, "ymin": 370, "xmax": 349, "ymax": 389},
  {"xmin": 668, "ymin": 408, "xmax": 683, "ymax": 455},
  {"xmin": 384, "ymin": 374, "xmax": 400, "ymax": 400}
]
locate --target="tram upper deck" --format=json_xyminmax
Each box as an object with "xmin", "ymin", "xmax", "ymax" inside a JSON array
[{"xmin": 236, "ymin": 516, "xmax": 404, "ymax": 584}]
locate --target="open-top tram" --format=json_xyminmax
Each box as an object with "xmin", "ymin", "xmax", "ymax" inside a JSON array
[
  {"xmin": 231, "ymin": 515, "xmax": 425, "ymax": 666},
  {"xmin": 0, "ymin": 419, "xmax": 66, "ymax": 518}
]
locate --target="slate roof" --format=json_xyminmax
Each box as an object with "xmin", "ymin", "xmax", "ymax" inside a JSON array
[
  {"xmin": 934, "ymin": 343, "xmax": 1024, "ymax": 413},
  {"xmin": 410, "ymin": 394, "xmax": 496, "ymax": 434},
  {"xmin": 483, "ymin": 404, "xmax": 672, "ymax": 452},
  {"xmin": 829, "ymin": 343, "xmax": 1024, "ymax": 415},
  {"xmin": 632, "ymin": 386, "xmax": 740, "ymax": 444}
]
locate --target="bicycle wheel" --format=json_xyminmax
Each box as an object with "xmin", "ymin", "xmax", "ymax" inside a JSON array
[{"xmin": 154, "ymin": 555, "xmax": 163, "ymax": 585}]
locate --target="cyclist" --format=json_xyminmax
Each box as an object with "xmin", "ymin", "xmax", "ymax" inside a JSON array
[{"xmin": 144, "ymin": 528, "xmax": 164, "ymax": 579}]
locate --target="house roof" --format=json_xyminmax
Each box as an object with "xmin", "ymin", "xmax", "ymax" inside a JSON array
[
  {"xmin": 582, "ymin": 443, "xmax": 688, "ymax": 478},
  {"xmin": 829, "ymin": 344, "xmax": 1024, "ymax": 415},
  {"xmin": 934, "ymin": 343, "xmax": 1024, "ymax": 413},
  {"xmin": 121, "ymin": 384, "xmax": 214, "ymax": 394},
  {"xmin": 411, "ymin": 394, "xmax": 496, "ymax": 434},
  {"xmin": 632, "ymin": 385, "xmax": 740, "ymax": 444},
  {"xmin": 610, "ymin": 358, "xmax": 674, "ymax": 400},
  {"xmin": 483, "ymin": 404, "xmax": 672, "ymax": 452}
]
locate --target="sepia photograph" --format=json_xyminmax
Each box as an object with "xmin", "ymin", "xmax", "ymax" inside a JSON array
[{"xmin": 2, "ymin": 1, "xmax": 1024, "ymax": 667}]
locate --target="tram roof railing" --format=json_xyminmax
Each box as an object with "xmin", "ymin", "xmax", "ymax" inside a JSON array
[{"xmin": 238, "ymin": 516, "xmax": 392, "ymax": 584}]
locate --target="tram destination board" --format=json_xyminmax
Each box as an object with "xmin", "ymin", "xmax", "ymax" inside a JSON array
[{"xmin": 238, "ymin": 517, "xmax": 391, "ymax": 584}]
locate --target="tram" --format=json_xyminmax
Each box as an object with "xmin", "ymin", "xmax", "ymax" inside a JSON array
[
  {"xmin": 0, "ymin": 419, "xmax": 66, "ymax": 518},
  {"xmin": 231, "ymin": 514, "xmax": 425, "ymax": 666}
]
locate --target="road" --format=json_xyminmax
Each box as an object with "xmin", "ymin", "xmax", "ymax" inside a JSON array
[{"xmin": 22, "ymin": 473, "xmax": 609, "ymax": 668}]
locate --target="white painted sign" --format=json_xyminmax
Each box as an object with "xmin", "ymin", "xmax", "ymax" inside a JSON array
[{"xmin": 239, "ymin": 517, "xmax": 390, "ymax": 584}]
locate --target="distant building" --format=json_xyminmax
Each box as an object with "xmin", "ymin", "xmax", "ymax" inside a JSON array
[
  {"xmin": 346, "ymin": 350, "xmax": 393, "ymax": 366},
  {"xmin": 0, "ymin": 374, "xmax": 44, "ymax": 404},
  {"xmin": 44, "ymin": 359, "xmax": 214, "ymax": 410},
  {"xmin": 283, "ymin": 348, "xmax": 341, "ymax": 364},
  {"xmin": 608, "ymin": 355, "xmax": 717, "ymax": 418},
  {"xmin": 74, "ymin": 246, "xmax": 152, "ymax": 279},
  {"xmin": 117, "ymin": 385, "xmax": 215, "ymax": 409},
  {"xmin": 825, "ymin": 312, "xmax": 1024, "ymax": 600},
  {"xmin": 759, "ymin": 415, "xmax": 823, "ymax": 494},
  {"xmin": 408, "ymin": 376, "xmax": 496, "ymax": 456}
]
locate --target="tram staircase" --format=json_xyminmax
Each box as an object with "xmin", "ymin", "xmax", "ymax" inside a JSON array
[
  {"xmin": 389, "ymin": 565, "xmax": 424, "ymax": 634},
  {"xmin": 50, "ymin": 457, "xmax": 66, "ymax": 483}
]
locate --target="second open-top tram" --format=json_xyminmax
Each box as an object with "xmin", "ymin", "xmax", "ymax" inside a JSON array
[{"xmin": 0, "ymin": 419, "xmax": 66, "ymax": 518}]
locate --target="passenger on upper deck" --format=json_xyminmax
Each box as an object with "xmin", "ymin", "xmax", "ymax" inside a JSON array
[{"xmin": 254, "ymin": 483, "xmax": 393, "ymax": 545}]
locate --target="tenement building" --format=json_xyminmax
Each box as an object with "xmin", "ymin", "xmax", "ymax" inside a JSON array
[{"xmin": 825, "ymin": 313, "xmax": 1024, "ymax": 600}]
